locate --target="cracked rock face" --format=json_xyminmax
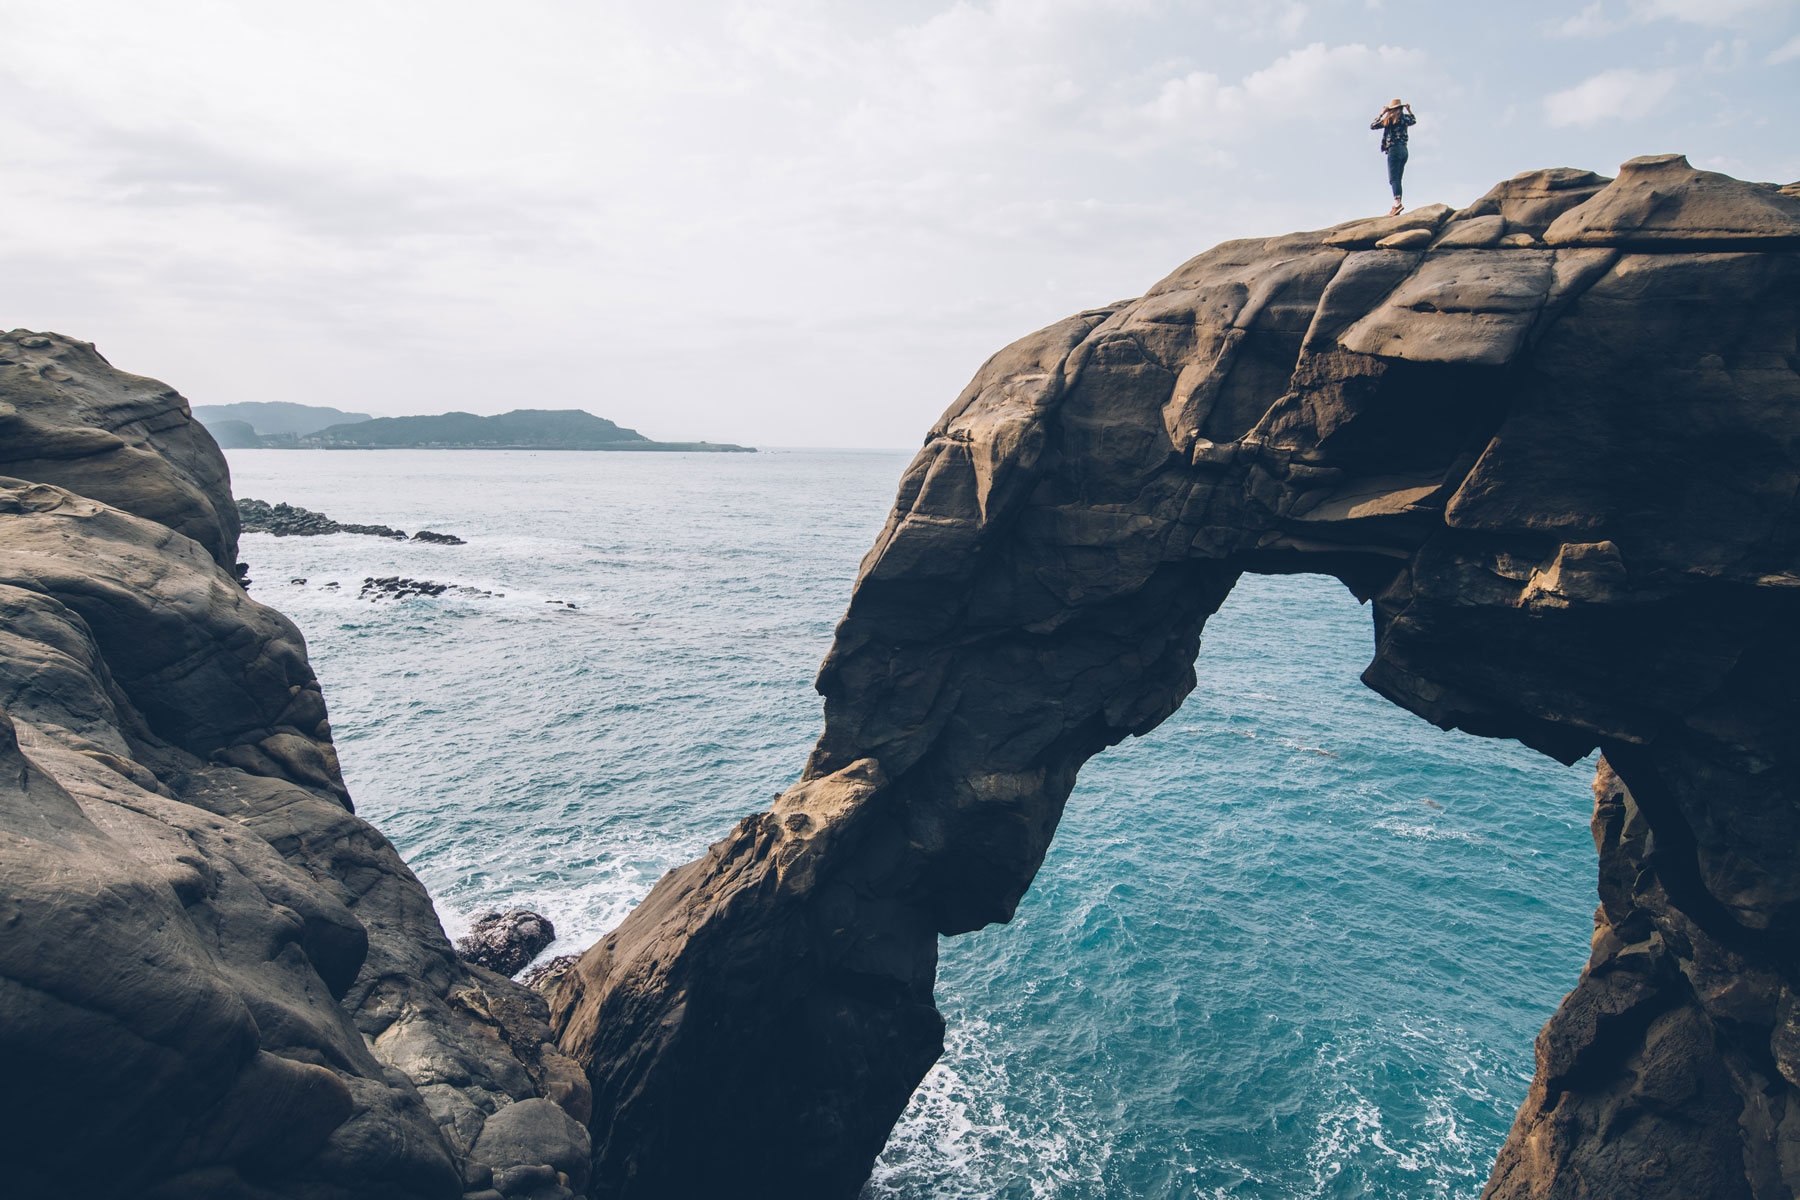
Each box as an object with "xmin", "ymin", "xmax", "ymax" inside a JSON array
[
  {"xmin": 547, "ymin": 156, "xmax": 1800, "ymax": 1198},
  {"xmin": 0, "ymin": 334, "xmax": 591, "ymax": 1199}
]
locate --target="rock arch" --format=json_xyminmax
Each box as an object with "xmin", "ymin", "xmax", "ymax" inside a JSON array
[{"xmin": 548, "ymin": 157, "xmax": 1800, "ymax": 1199}]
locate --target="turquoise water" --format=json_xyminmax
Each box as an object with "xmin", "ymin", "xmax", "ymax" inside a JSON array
[{"xmin": 225, "ymin": 448, "xmax": 1597, "ymax": 1199}]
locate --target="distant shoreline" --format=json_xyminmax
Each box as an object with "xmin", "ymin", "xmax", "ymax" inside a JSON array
[{"xmin": 198, "ymin": 404, "xmax": 755, "ymax": 453}]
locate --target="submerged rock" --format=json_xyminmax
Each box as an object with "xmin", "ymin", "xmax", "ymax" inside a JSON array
[
  {"xmin": 358, "ymin": 576, "xmax": 496, "ymax": 601},
  {"xmin": 456, "ymin": 910, "xmax": 558, "ymax": 978},
  {"xmin": 545, "ymin": 156, "xmax": 1800, "ymax": 1199}
]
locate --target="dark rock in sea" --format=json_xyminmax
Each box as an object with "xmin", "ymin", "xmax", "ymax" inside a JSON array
[
  {"xmin": 456, "ymin": 909, "xmax": 559, "ymax": 978},
  {"xmin": 0, "ymin": 357, "xmax": 590, "ymax": 1194},
  {"xmin": 238, "ymin": 499, "xmax": 468, "ymax": 547},
  {"xmin": 544, "ymin": 156, "xmax": 1800, "ymax": 1199},
  {"xmin": 238, "ymin": 497, "xmax": 420, "ymax": 540},
  {"xmin": 361, "ymin": 575, "xmax": 448, "ymax": 600},
  {"xmin": 358, "ymin": 576, "xmax": 496, "ymax": 602}
]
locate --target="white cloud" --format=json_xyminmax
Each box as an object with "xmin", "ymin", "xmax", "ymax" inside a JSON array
[
  {"xmin": 1769, "ymin": 33, "xmax": 1800, "ymax": 63},
  {"xmin": 1210, "ymin": 1, "xmax": 1308, "ymax": 39},
  {"xmin": 1547, "ymin": 0, "xmax": 1785, "ymax": 33},
  {"xmin": 1544, "ymin": 67, "xmax": 1684, "ymax": 127},
  {"xmin": 1546, "ymin": 3, "xmax": 1624, "ymax": 37},
  {"xmin": 1137, "ymin": 42, "xmax": 1428, "ymax": 135},
  {"xmin": 1637, "ymin": 0, "xmax": 1784, "ymax": 23}
]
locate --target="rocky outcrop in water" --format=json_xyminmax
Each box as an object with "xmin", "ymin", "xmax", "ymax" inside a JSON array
[
  {"xmin": 238, "ymin": 497, "xmax": 466, "ymax": 544},
  {"xmin": 457, "ymin": 910, "xmax": 559, "ymax": 978},
  {"xmin": 358, "ymin": 576, "xmax": 502, "ymax": 601},
  {"xmin": 546, "ymin": 155, "xmax": 1800, "ymax": 1198},
  {"xmin": 0, "ymin": 333, "xmax": 590, "ymax": 1198}
]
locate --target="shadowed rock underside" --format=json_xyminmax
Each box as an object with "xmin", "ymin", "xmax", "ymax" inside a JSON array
[{"xmin": 548, "ymin": 155, "xmax": 1800, "ymax": 1198}]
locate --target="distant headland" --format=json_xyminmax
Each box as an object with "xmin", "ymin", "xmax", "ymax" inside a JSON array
[{"xmin": 196, "ymin": 402, "xmax": 754, "ymax": 452}]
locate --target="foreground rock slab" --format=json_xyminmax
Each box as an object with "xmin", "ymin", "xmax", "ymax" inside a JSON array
[
  {"xmin": 547, "ymin": 156, "xmax": 1800, "ymax": 1198},
  {"xmin": 0, "ymin": 334, "xmax": 591, "ymax": 1198}
]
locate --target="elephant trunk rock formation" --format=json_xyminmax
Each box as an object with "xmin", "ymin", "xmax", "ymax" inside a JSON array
[{"xmin": 547, "ymin": 155, "xmax": 1800, "ymax": 1198}]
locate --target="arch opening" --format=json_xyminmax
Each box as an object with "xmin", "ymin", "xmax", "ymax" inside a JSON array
[{"xmin": 866, "ymin": 571, "xmax": 1601, "ymax": 1199}]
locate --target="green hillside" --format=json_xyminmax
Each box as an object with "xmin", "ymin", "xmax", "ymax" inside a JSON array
[{"xmin": 307, "ymin": 409, "xmax": 750, "ymax": 451}]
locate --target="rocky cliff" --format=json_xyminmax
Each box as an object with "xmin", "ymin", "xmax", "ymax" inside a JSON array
[
  {"xmin": 0, "ymin": 331, "xmax": 592, "ymax": 1200},
  {"xmin": 546, "ymin": 155, "xmax": 1800, "ymax": 1198}
]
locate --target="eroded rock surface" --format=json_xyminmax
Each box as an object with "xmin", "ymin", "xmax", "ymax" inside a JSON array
[
  {"xmin": 547, "ymin": 156, "xmax": 1800, "ymax": 1197},
  {"xmin": 0, "ymin": 334, "xmax": 589, "ymax": 1198},
  {"xmin": 0, "ymin": 330, "xmax": 242, "ymax": 568}
]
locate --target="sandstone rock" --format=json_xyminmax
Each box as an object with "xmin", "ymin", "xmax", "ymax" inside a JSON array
[
  {"xmin": 1453, "ymin": 166, "xmax": 1612, "ymax": 234},
  {"xmin": 1321, "ymin": 202, "xmax": 1455, "ymax": 248},
  {"xmin": 0, "ymin": 357, "xmax": 596, "ymax": 1196},
  {"xmin": 1431, "ymin": 213, "xmax": 1507, "ymax": 249},
  {"xmin": 1544, "ymin": 153, "xmax": 1800, "ymax": 247},
  {"xmin": 471, "ymin": 1099, "xmax": 590, "ymax": 1194},
  {"xmin": 0, "ymin": 330, "xmax": 240, "ymax": 568},
  {"xmin": 456, "ymin": 910, "xmax": 558, "ymax": 978},
  {"xmin": 519, "ymin": 955, "xmax": 580, "ymax": 993},
  {"xmin": 1374, "ymin": 226, "xmax": 1435, "ymax": 250},
  {"xmin": 548, "ymin": 159, "xmax": 1800, "ymax": 1199}
]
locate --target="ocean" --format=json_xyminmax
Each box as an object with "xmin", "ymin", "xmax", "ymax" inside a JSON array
[{"xmin": 223, "ymin": 447, "xmax": 1597, "ymax": 1200}]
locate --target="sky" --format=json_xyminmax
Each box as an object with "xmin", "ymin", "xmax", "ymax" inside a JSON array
[{"xmin": 3, "ymin": 0, "xmax": 1796, "ymax": 448}]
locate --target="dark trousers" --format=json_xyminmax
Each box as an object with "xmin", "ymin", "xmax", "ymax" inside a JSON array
[{"xmin": 1386, "ymin": 143, "xmax": 1409, "ymax": 199}]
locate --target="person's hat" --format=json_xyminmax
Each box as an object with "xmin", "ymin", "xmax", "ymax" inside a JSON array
[{"xmin": 1387, "ymin": 98, "xmax": 1403, "ymax": 108}]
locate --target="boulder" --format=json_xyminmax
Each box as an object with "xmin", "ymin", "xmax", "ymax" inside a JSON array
[
  {"xmin": 1544, "ymin": 152, "xmax": 1800, "ymax": 247},
  {"xmin": 1453, "ymin": 166, "xmax": 1612, "ymax": 234},
  {"xmin": 456, "ymin": 910, "xmax": 559, "ymax": 978},
  {"xmin": 471, "ymin": 1100, "xmax": 590, "ymax": 1194},
  {"xmin": 1321, "ymin": 202, "xmax": 1455, "ymax": 248}
]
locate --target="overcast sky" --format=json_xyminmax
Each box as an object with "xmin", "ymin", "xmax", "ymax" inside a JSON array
[{"xmin": 4, "ymin": 0, "xmax": 1795, "ymax": 447}]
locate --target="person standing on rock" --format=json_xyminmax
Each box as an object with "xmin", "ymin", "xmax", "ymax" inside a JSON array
[{"xmin": 1372, "ymin": 98, "xmax": 1416, "ymax": 216}]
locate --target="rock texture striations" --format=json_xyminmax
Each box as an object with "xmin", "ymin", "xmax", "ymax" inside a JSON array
[
  {"xmin": 546, "ymin": 156, "xmax": 1800, "ymax": 1198},
  {"xmin": 0, "ymin": 331, "xmax": 591, "ymax": 1199}
]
